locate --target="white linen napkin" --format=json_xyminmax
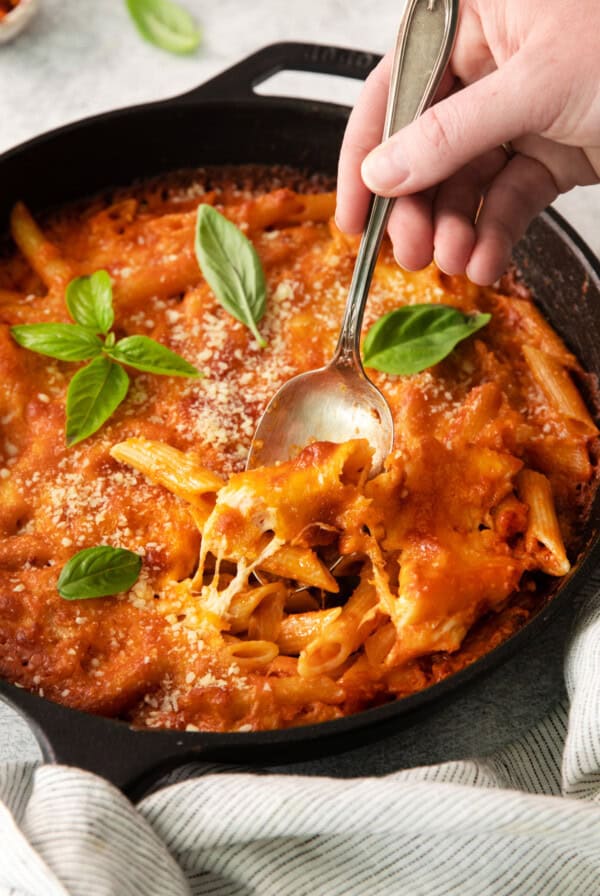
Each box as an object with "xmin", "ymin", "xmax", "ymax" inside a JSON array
[{"xmin": 1, "ymin": 588, "xmax": 600, "ymax": 896}]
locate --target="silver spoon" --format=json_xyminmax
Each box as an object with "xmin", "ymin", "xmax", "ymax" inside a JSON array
[{"xmin": 247, "ymin": 0, "xmax": 458, "ymax": 475}]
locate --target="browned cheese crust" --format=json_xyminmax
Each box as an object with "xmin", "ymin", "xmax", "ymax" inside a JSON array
[{"xmin": 0, "ymin": 166, "xmax": 597, "ymax": 731}]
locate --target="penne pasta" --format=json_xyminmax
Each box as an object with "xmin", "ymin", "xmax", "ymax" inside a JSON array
[
  {"xmin": 364, "ymin": 622, "xmax": 397, "ymax": 668},
  {"xmin": 522, "ymin": 345, "xmax": 598, "ymax": 435},
  {"xmin": 447, "ymin": 382, "xmax": 503, "ymax": 446},
  {"xmin": 298, "ymin": 578, "xmax": 379, "ymax": 678},
  {"xmin": 110, "ymin": 438, "xmax": 223, "ymax": 522},
  {"xmin": 223, "ymin": 639, "xmax": 279, "ymax": 670},
  {"xmin": 511, "ymin": 296, "xmax": 579, "ymax": 368},
  {"xmin": 229, "ymin": 582, "xmax": 286, "ymax": 635},
  {"xmin": 285, "ymin": 191, "xmax": 336, "ymax": 223},
  {"xmin": 269, "ymin": 674, "xmax": 345, "ymax": 706},
  {"xmin": 278, "ymin": 608, "xmax": 342, "ymax": 656},
  {"xmin": 248, "ymin": 590, "xmax": 285, "ymax": 643},
  {"xmin": 112, "ymin": 251, "xmax": 201, "ymax": 307},
  {"xmin": 10, "ymin": 202, "xmax": 73, "ymax": 289},
  {"xmin": 229, "ymin": 189, "xmax": 336, "ymax": 232},
  {"xmin": 259, "ymin": 544, "xmax": 339, "ymax": 592},
  {"xmin": 517, "ymin": 469, "xmax": 570, "ymax": 575},
  {"xmin": 526, "ymin": 436, "xmax": 593, "ymax": 482}
]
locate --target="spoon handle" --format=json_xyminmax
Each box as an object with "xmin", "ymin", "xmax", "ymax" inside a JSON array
[{"xmin": 333, "ymin": 0, "xmax": 459, "ymax": 366}]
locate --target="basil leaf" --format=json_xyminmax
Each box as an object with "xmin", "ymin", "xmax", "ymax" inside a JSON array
[
  {"xmin": 195, "ymin": 205, "xmax": 267, "ymax": 348},
  {"xmin": 363, "ymin": 305, "xmax": 491, "ymax": 375},
  {"xmin": 65, "ymin": 270, "xmax": 114, "ymax": 334},
  {"xmin": 66, "ymin": 355, "xmax": 129, "ymax": 446},
  {"xmin": 105, "ymin": 334, "xmax": 201, "ymax": 377},
  {"xmin": 125, "ymin": 0, "xmax": 201, "ymax": 55},
  {"xmin": 58, "ymin": 545, "xmax": 142, "ymax": 600},
  {"xmin": 11, "ymin": 323, "xmax": 103, "ymax": 361}
]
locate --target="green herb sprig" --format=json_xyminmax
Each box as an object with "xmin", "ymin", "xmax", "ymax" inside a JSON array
[
  {"xmin": 362, "ymin": 304, "xmax": 491, "ymax": 375},
  {"xmin": 11, "ymin": 270, "xmax": 201, "ymax": 446},
  {"xmin": 58, "ymin": 545, "xmax": 142, "ymax": 600},
  {"xmin": 125, "ymin": 0, "xmax": 201, "ymax": 55},
  {"xmin": 195, "ymin": 205, "xmax": 268, "ymax": 348}
]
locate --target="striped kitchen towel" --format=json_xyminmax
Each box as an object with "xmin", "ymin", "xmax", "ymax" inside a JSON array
[{"xmin": 1, "ymin": 595, "xmax": 600, "ymax": 896}]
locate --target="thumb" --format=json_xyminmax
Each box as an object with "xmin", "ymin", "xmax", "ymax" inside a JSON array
[{"xmin": 361, "ymin": 51, "xmax": 543, "ymax": 196}]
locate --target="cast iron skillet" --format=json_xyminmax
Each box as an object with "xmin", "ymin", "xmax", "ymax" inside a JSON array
[{"xmin": 1, "ymin": 42, "xmax": 600, "ymax": 800}]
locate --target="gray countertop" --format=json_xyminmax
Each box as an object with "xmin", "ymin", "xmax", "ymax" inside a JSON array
[{"xmin": 0, "ymin": 0, "xmax": 598, "ymax": 773}]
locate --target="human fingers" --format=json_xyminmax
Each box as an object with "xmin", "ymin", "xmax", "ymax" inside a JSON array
[
  {"xmin": 361, "ymin": 51, "xmax": 553, "ymax": 199},
  {"xmin": 335, "ymin": 55, "xmax": 392, "ymax": 234},
  {"xmin": 466, "ymin": 153, "xmax": 559, "ymax": 285},
  {"xmin": 432, "ymin": 148, "xmax": 507, "ymax": 275},
  {"xmin": 387, "ymin": 191, "xmax": 435, "ymax": 272},
  {"xmin": 336, "ymin": 55, "xmax": 456, "ymax": 234}
]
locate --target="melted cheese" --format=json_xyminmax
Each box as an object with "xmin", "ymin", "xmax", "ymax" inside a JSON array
[{"xmin": 0, "ymin": 166, "xmax": 597, "ymax": 732}]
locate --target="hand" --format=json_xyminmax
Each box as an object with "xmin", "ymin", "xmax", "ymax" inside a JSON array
[{"xmin": 336, "ymin": 0, "xmax": 600, "ymax": 285}]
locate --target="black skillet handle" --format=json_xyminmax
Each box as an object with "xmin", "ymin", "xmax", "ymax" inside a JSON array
[
  {"xmin": 174, "ymin": 41, "xmax": 381, "ymax": 103},
  {"xmin": 0, "ymin": 680, "xmax": 228, "ymax": 801}
]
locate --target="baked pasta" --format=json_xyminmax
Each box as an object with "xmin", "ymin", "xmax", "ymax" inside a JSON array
[{"xmin": 0, "ymin": 166, "xmax": 597, "ymax": 731}]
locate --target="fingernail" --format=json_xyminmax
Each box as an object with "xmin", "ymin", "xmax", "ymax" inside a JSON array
[
  {"xmin": 393, "ymin": 250, "xmax": 418, "ymax": 273},
  {"xmin": 361, "ymin": 143, "xmax": 409, "ymax": 192},
  {"xmin": 393, "ymin": 255, "xmax": 411, "ymax": 271}
]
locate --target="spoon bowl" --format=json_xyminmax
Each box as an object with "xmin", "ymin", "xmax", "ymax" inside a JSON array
[{"xmin": 247, "ymin": 360, "xmax": 394, "ymax": 474}]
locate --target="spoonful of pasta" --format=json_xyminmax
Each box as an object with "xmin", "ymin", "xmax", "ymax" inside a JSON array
[{"xmin": 247, "ymin": 0, "xmax": 458, "ymax": 475}]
